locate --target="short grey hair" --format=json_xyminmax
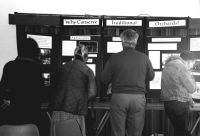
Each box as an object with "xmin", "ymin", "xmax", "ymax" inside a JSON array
[{"xmin": 120, "ymin": 29, "xmax": 139, "ymax": 48}]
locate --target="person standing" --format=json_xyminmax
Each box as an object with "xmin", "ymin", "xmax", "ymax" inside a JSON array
[
  {"xmin": 101, "ymin": 29, "xmax": 155, "ymax": 136},
  {"xmin": 161, "ymin": 51, "xmax": 196, "ymax": 136},
  {"xmin": 0, "ymin": 38, "xmax": 43, "ymax": 131},
  {"xmin": 50, "ymin": 44, "xmax": 97, "ymax": 136}
]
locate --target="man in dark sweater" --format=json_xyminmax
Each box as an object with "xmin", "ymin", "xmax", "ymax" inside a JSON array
[{"xmin": 101, "ymin": 29, "xmax": 155, "ymax": 136}]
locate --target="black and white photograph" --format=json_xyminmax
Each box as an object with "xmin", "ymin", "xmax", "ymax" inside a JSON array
[{"xmin": 0, "ymin": 0, "xmax": 200, "ymax": 136}]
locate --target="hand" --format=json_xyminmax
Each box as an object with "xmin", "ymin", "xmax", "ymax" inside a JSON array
[
  {"xmin": 0, "ymin": 99, "xmax": 10, "ymax": 109},
  {"xmin": 197, "ymin": 88, "xmax": 200, "ymax": 93},
  {"xmin": 189, "ymin": 99, "xmax": 195, "ymax": 107},
  {"xmin": 107, "ymin": 83, "xmax": 112, "ymax": 95}
]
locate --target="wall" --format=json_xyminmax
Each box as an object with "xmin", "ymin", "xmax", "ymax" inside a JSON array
[{"xmin": 0, "ymin": 0, "xmax": 200, "ymax": 78}]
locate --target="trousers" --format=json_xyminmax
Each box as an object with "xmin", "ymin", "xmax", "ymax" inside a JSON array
[
  {"xmin": 164, "ymin": 100, "xmax": 190, "ymax": 136},
  {"xmin": 110, "ymin": 93, "xmax": 146, "ymax": 136},
  {"xmin": 50, "ymin": 111, "xmax": 85, "ymax": 136}
]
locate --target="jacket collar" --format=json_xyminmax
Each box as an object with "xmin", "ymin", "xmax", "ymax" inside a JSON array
[
  {"xmin": 75, "ymin": 55, "xmax": 85, "ymax": 63},
  {"xmin": 123, "ymin": 46, "xmax": 135, "ymax": 51},
  {"xmin": 165, "ymin": 55, "xmax": 184, "ymax": 65}
]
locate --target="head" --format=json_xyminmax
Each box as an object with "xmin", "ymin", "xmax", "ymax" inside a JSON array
[
  {"xmin": 180, "ymin": 51, "xmax": 196, "ymax": 70},
  {"xmin": 74, "ymin": 44, "xmax": 88, "ymax": 62},
  {"xmin": 20, "ymin": 38, "xmax": 40, "ymax": 60},
  {"xmin": 120, "ymin": 29, "xmax": 139, "ymax": 49}
]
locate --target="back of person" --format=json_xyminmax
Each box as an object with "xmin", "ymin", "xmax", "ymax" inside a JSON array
[
  {"xmin": 161, "ymin": 51, "xmax": 196, "ymax": 136},
  {"xmin": 50, "ymin": 44, "xmax": 97, "ymax": 136},
  {"xmin": 53, "ymin": 59, "xmax": 91, "ymax": 115},
  {"xmin": 0, "ymin": 38, "xmax": 43, "ymax": 125},
  {"xmin": 101, "ymin": 29, "xmax": 154, "ymax": 136},
  {"xmin": 109, "ymin": 48, "xmax": 152, "ymax": 94},
  {"xmin": 4, "ymin": 59, "xmax": 42, "ymax": 124},
  {"xmin": 161, "ymin": 56, "xmax": 195, "ymax": 102}
]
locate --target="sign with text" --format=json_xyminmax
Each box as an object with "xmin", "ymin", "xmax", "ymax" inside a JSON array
[
  {"xmin": 106, "ymin": 20, "xmax": 142, "ymax": 26},
  {"xmin": 70, "ymin": 36, "xmax": 91, "ymax": 40},
  {"xmin": 63, "ymin": 19, "xmax": 100, "ymax": 26},
  {"xmin": 149, "ymin": 20, "xmax": 186, "ymax": 27},
  {"xmin": 112, "ymin": 37, "xmax": 121, "ymax": 41}
]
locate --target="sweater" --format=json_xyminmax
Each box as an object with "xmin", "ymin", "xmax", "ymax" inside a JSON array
[{"xmin": 101, "ymin": 47, "xmax": 155, "ymax": 94}]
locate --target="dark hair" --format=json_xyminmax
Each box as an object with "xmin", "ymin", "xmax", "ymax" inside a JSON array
[
  {"xmin": 20, "ymin": 38, "xmax": 40, "ymax": 59},
  {"xmin": 180, "ymin": 51, "xmax": 195, "ymax": 61}
]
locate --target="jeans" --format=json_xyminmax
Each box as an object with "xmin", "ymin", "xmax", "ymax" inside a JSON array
[
  {"xmin": 110, "ymin": 93, "xmax": 146, "ymax": 136},
  {"xmin": 164, "ymin": 101, "xmax": 190, "ymax": 136}
]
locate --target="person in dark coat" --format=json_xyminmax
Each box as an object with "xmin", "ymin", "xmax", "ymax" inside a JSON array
[
  {"xmin": 0, "ymin": 38, "xmax": 43, "ymax": 131},
  {"xmin": 50, "ymin": 44, "xmax": 97, "ymax": 136}
]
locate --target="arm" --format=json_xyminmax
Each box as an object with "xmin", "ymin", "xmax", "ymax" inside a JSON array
[
  {"xmin": 146, "ymin": 58, "xmax": 155, "ymax": 81},
  {"xmin": 0, "ymin": 62, "xmax": 12, "ymax": 99},
  {"xmin": 189, "ymin": 95, "xmax": 195, "ymax": 107},
  {"xmin": 0, "ymin": 62, "xmax": 12, "ymax": 108},
  {"xmin": 179, "ymin": 66, "xmax": 196, "ymax": 94},
  {"xmin": 88, "ymin": 69, "xmax": 97, "ymax": 100}
]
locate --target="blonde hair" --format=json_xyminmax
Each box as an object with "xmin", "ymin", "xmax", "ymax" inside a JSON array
[{"xmin": 74, "ymin": 44, "xmax": 88, "ymax": 62}]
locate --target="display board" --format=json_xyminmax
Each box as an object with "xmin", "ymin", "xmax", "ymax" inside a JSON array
[
  {"xmin": 9, "ymin": 13, "xmax": 200, "ymax": 136},
  {"xmin": 61, "ymin": 15, "xmax": 102, "ymax": 97},
  {"xmin": 189, "ymin": 18, "xmax": 200, "ymax": 100},
  {"xmin": 146, "ymin": 17, "xmax": 189, "ymax": 98},
  {"xmin": 102, "ymin": 15, "xmax": 145, "ymax": 67},
  {"xmin": 10, "ymin": 13, "xmax": 200, "ymax": 101}
]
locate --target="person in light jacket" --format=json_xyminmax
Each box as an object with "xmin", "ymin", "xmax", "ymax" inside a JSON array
[{"xmin": 161, "ymin": 51, "xmax": 196, "ymax": 136}]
